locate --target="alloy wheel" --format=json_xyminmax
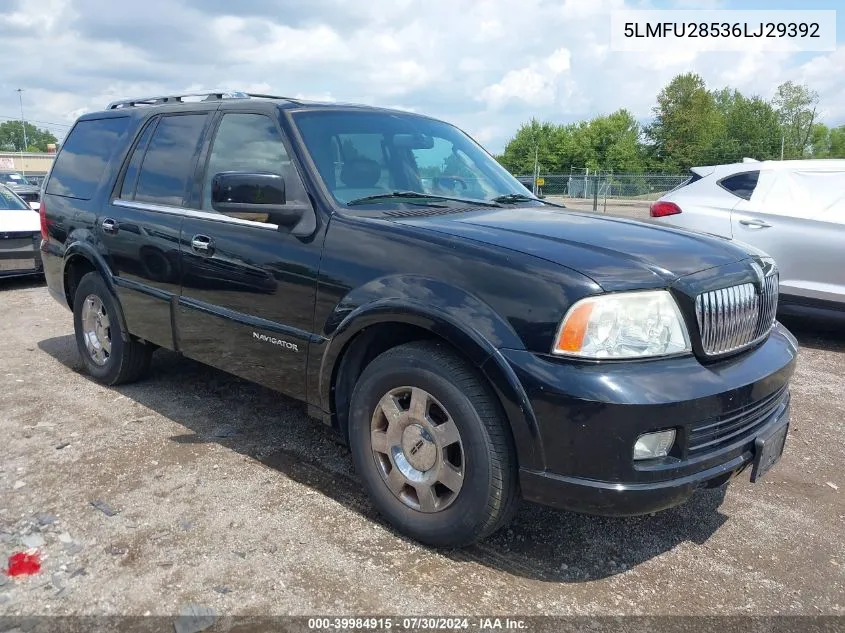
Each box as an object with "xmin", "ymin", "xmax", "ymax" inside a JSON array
[
  {"xmin": 370, "ymin": 386, "xmax": 465, "ymax": 513},
  {"xmin": 80, "ymin": 294, "xmax": 111, "ymax": 366}
]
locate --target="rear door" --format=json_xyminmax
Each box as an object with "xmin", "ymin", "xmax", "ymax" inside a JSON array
[
  {"xmin": 176, "ymin": 110, "xmax": 322, "ymax": 400},
  {"xmin": 106, "ymin": 111, "xmax": 214, "ymax": 349},
  {"xmin": 731, "ymin": 168, "xmax": 845, "ymax": 306}
]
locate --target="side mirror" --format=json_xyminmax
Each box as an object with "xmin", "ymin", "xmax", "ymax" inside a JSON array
[{"xmin": 211, "ymin": 172, "xmax": 304, "ymax": 229}]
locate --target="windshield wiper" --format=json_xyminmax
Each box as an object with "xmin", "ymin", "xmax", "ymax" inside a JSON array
[
  {"xmin": 491, "ymin": 193, "xmax": 566, "ymax": 208},
  {"xmin": 346, "ymin": 191, "xmax": 502, "ymax": 208}
]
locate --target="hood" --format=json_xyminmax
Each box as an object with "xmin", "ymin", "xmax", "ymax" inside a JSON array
[
  {"xmin": 391, "ymin": 206, "xmax": 751, "ymax": 291},
  {"xmin": 0, "ymin": 209, "xmax": 40, "ymax": 233}
]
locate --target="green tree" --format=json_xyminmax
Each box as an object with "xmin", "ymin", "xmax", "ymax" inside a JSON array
[
  {"xmin": 498, "ymin": 119, "xmax": 566, "ymax": 174},
  {"xmin": 829, "ymin": 125, "xmax": 845, "ymax": 158},
  {"xmin": 711, "ymin": 89, "xmax": 781, "ymax": 161},
  {"xmin": 772, "ymin": 81, "xmax": 819, "ymax": 159},
  {"xmin": 0, "ymin": 120, "xmax": 58, "ymax": 152},
  {"xmin": 808, "ymin": 123, "xmax": 831, "ymax": 158},
  {"xmin": 500, "ymin": 111, "xmax": 646, "ymax": 175},
  {"xmin": 646, "ymin": 73, "xmax": 723, "ymax": 171},
  {"xmin": 581, "ymin": 109, "xmax": 645, "ymax": 172}
]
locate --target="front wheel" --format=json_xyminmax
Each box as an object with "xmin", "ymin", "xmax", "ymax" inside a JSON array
[
  {"xmin": 72, "ymin": 272, "xmax": 152, "ymax": 385},
  {"xmin": 349, "ymin": 341, "xmax": 519, "ymax": 547}
]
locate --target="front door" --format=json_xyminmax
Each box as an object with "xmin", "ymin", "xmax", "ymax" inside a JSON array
[{"xmin": 177, "ymin": 111, "xmax": 322, "ymax": 400}]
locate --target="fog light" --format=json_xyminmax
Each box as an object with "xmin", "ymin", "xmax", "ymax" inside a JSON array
[{"xmin": 633, "ymin": 430, "xmax": 676, "ymax": 460}]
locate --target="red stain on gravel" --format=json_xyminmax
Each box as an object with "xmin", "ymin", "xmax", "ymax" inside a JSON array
[{"xmin": 6, "ymin": 552, "xmax": 41, "ymax": 576}]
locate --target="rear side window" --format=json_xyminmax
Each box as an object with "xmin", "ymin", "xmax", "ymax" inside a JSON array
[
  {"xmin": 719, "ymin": 171, "xmax": 759, "ymax": 200},
  {"xmin": 133, "ymin": 114, "xmax": 207, "ymax": 206},
  {"xmin": 119, "ymin": 120, "xmax": 156, "ymax": 199},
  {"xmin": 45, "ymin": 117, "xmax": 130, "ymax": 200}
]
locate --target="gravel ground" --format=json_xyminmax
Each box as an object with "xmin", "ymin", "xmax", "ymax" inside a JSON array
[{"xmin": 0, "ymin": 275, "xmax": 843, "ymax": 618}]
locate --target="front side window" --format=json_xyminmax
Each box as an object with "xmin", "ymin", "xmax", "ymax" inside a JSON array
[
  {"xmin": 202, "ymin": 113, "xmax": 308, "ymax": 215},
  {"xmin": 292, "ymin": 110, "xmax": 528, "ymax": 207},
  {"xmin": 134, "ymin": 114, "xmax": 208, "ymax": 207}
]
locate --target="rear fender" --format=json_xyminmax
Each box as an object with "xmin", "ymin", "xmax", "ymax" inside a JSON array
[{"xmin": 62, "ymin": 240, "xmax": 130, "ymax": 340}]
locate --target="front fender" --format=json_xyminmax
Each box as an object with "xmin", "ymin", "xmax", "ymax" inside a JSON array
[{"xmin": 318, "ymin": 276, "xmax": 546, "ymax": 470}]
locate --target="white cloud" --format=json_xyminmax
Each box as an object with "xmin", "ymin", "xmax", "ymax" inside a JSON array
[
  {"xmin": 0, "ymin": 0, "xmax": 842, "ymax": 154},
  {"xmin": 479, "ymin": 48, "xmax": 572, "ymax": 109},
  {"xmin": 546, "ymin": 49, "xmax": 572, "ymax": 75}
]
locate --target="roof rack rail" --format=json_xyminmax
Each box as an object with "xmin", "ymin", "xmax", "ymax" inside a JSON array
[
  {"xmin": 244, "ymin": 93, "xmax": 304, "ymax": 105},
  {"xmin": 105, "ymin": 91, "xmax": 304, "ymax": 110}
]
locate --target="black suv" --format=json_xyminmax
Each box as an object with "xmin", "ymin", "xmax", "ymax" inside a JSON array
[{"xmin": 40, "ymin": 91, "xmax": 797, "ymax": 547}]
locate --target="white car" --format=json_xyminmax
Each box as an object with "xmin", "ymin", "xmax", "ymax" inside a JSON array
[
  {"xmin": 650, "ymin": 159, "xmax": 845, "ymax": 318},
  {"xmin": 0, "ymin": 184, "xmax": 43, "ymax": 279}
]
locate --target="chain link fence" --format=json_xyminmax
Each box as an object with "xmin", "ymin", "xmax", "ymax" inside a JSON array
[{"xmin": 516, "ymin": 169, "xmax": 689, "ymax": 200}]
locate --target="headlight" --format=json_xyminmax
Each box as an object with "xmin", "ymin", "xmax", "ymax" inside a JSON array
[{"xmin": 552, "ymin": 290, "xmax": 691, "ymax": 359}]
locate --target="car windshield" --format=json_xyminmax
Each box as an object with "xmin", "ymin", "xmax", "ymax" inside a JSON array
[
  {"xmin": 291, "ymin": 110, "xmax": 532, "ymax": 207},
  {"xmin": 0, "ymin": 185, "xmax": 30, "ymax": 210},
  {"xmin": 0, "ymin": 173, "xmax": 30, "ymax": 185}
]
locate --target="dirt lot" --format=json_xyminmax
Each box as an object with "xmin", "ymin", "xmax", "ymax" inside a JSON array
[
  {"xmin": 1, "ymin": 271, "xmax": 843, "ymax": 619},
  {"xmin": 547, "ymin": 196, "xmax": 652, "ymax": 219}
]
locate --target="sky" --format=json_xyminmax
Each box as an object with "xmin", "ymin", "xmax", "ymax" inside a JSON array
[{"xmin": 0, "ymin": 0, "xmax": 843, "ymax": 153}]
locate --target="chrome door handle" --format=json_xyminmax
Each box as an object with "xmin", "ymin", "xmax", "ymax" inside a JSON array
[
  {"xmin": 101, "ymin": 218, "xmax": 118, "ymax": 234},
  {"xmin": 739, "ymin": 218, "xmax": 771, "ymax": 228},
  {"xmin": 191, "ymin": 235, "xmax": 213, "ymax": 253}
]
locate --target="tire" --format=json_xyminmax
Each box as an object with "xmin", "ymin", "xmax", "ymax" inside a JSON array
[
  {"xmin": 349, "ymin": 341, "xmax": 519, "ymax": 547},
  {"xmin": 72, "ymin": 272, "xmax": 152, "ymax": 385}
]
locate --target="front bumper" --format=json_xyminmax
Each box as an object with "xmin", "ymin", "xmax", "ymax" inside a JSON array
[
  {"xmin": 0, "ymin": 232, "xmax": 43, "ymax": 278},
  {"xmin": 502, "ymin": 323, "xmax": 798, "ymax": 516}
]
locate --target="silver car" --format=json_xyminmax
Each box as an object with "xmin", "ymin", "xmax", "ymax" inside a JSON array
[{"xmin": 650, "ymin": 159, "xmax": 845, "ymax": 318}]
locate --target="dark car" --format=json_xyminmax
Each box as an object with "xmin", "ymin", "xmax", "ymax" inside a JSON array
[
  {"xmin": 0, "ymin": 171, "xmax": 41, "ymax": 209},
  {"xmin": 39, "ymin": 91, "xmax": 797, "ymax": 547},
  {"xmin": 24, "ymin": 174, "xmax": 46, "ymax": 189}
]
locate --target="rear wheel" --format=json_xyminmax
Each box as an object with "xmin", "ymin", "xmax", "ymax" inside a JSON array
[
  {"xmin": 349, "ymin": 341, "xmax": 519, "ymax": 547},
  {"xmin": 72, "ymin": 272, "xmax": 152, "ymax": 385}
]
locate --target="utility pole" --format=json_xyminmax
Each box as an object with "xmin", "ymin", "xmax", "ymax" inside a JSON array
[
  {"xmin": 16, "ymin": 88, "xmax": 28, "ymax": 177},
  {"xmin": 780, "ymin": 135, "xmax": 785, "ymax": 161},
  {"xmin": 532, "ymin": 142, "xmax": 539, "ymax": 196}
]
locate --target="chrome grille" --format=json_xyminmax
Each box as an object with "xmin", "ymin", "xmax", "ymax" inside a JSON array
[{"xmin": 695, "ymin": 269, "xmax": 778, "ymax": 356}]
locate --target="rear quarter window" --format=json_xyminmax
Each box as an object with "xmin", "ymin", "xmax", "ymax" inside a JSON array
[
  {"xmin": 668, "ymin": 171, "xmax": 703, "ymax": 193},
  {"xmin": 718, "ymin": 171, "xmax": 760, "ymax": 201},
  {"xmin": 45, "ymin": 117, "xmax": 131, "ymax": 200}
]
